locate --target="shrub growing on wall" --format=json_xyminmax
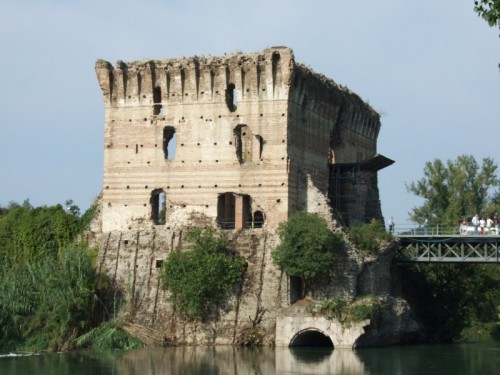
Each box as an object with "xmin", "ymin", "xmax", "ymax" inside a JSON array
[
  {"xmin": 347, "ymin": 220, "xmax": 392, "ymax": 254},
  {"xmin": 160, "ymin": 228, "xmax": 246, "ymax": 320},
  {"xmin": 271, "ymin": 212, "xmax": 344, "ymax": 294}
]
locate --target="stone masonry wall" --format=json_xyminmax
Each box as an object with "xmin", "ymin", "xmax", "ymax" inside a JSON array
[{"xmin": 92, "ymin": 47, "xmax": 402, "ymax": 346}]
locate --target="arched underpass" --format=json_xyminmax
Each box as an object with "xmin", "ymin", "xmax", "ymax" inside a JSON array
[{"xmin": 289, "ymin": 329, "xmax": 334, "ymax": 348}]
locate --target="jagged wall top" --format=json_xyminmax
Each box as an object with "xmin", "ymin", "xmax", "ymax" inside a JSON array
[{"xmin": 95, "ymin": 46, "xmax": 378, "ymax": 117}]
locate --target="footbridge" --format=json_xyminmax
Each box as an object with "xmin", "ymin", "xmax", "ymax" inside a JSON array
[{"xmin": 396, "ymin": 234, "xmax": 500, "ymax": 263}]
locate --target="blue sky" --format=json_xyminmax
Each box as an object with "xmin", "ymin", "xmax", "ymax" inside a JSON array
[{"xmin": 1, "ymin": 0, "xmax": 499, "ymax": 227}]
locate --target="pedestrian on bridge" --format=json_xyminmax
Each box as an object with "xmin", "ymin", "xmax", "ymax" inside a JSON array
[
  {"xmin": 480, "ymin": 217, "xmax": 486, "ymax": 235},
  {"xmin": 472, "ymin": 214, "xmax": 479, "ymax": 234},
  {"xmin": 487, "ymin": 216, "xmax": 493, "ymax": 234},
  {"xmin": 388, "ymin": 217, "xmax": 394, "ymax": 234},
  {"xmin": 423, "ymin": 218, "xmax": 429, "ymax": 235},
  {"xmin": 460, "ymin": 218, "xmax": 468, "ymax": 235}
]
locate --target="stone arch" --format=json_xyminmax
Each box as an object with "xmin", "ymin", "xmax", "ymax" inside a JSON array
[{"xmin": 289, "ymin": 328, "xmax": 334, "ymax": 348}]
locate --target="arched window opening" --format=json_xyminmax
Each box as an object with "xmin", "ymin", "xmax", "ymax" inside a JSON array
[
  {"xmin": 225, "ymin": 83, "xmax": 237, "ymax": 112},
  {"xmin": 163, "ymin": 127, "xmax": 176, "ymax": 160},
  {"xmin": 151, "ymin": 189, "xmax": 166, "ymax": 225},
  {"xmin": 153, "ymin": 86, "xmax": 163, "ymax": 115},
  {"xmin": 290, "ymin": 329, "xmax": 334, "ymax": 348},
  {"xmin": 253, "ymin": 210, "xmax": 265, "ymax": 228}
]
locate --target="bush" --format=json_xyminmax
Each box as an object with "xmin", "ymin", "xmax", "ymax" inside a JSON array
[
  {"xmin": 74, "ymin": 321, "xmax": 143, "ymax": 350},
  {"xmin": 347, "ymin": 220, "xmax": 392, "ymax": 254},
  {"xmin": 0, "ymin": 201, "xmax": 111, "ymax": 352},
  {"xmin": 271, "ymin": 212, "xmax": 344, "ymax": 284},
  {"xmin": 308, "ymin": 296, "xmax": 380, "ymax": 324},
  {"xmin": 160, "ymin": 228, "xmax": 246, "ymax": 320}
]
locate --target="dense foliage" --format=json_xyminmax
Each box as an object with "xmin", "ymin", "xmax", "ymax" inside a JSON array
[
  {"xmin": 347, "ymin": 220, "xmax": 392, "ymax": 254},
  {"xmin": 405, "ymin": 155, "xmax": 500, "ymax": 342},
  {"xmin": 0, "ymin": 200, "xmax": 133, "ymax": 352},
  {"xmin": 0, "ymin": 200, "xmax": 81, "ymax": 264},
  {"xmin": 406, "ymin": 155, "xmax": 500, "ymax": 227},
  {"xmin": 402, "ymin": 263, "xmax": 500, "ymax": 342},
  {"xmin": 271, "ymin": 212, "xmax": 344, "ymax": 292},
  {"xmin": 160, "ymin": 228, "xmax": 247, "ymax": 320}
]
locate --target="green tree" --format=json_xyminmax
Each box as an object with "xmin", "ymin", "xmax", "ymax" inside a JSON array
[
  {"xmin": 0, "ymin": 202, "xmax": 81, "ymax": 264},
  {"xmin": 404, "ymin": 156, "xmax": 500, "ymax": 341},
  {"xmin": 0, "ymin": 200, "xmax": 115, "ymax": 351},
  {"xmin": 406, "ymin": 155, "xmax": 500, "ymax": 226},
  {"xmin": 271, "ymin": 212, "xmax": 344, "ymax": 296},
  {"xmin": 474, "ymin": 0, "xmax": 500, "ymax": 28},
  {"xmin": 160, "ymin": 228, "xmax": 246, "ymax": 320}
]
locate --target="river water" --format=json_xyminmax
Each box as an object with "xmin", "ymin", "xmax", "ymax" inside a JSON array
[{"xmin": 1, "ymin": 340, "xmax": 499, "ymax": 375}]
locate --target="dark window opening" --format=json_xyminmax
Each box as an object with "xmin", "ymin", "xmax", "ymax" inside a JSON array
[
  {"xmin": 153, "ymin": 86, "xmax": 163, "ymax": 115},
  {"xmin": 234, "ymin": 124, "xmax": 250, "ymax": 163},
  {"xmin": 253, "ymin": 210, "xmax": 264, "ymax": 228},
  {"xmin": 217, "ymin": 192, "xmax": 253, "ymax": 230},
  {"xmin": 151, "ymin": 189, "xmax": 166, "ymax": 225},
  {"xmin": 217, "ymin": 192, "xmax": 236, "ymax": 229},
  {"xmin": 155, "ymin": 260, "xmax": 164, "ymax": 268},
  {"xmin": 225, "ymin": 83, "xmax": 237, "ymax": 112},
  {"xmin": 163, "ymin": 127, "xmax": 176, "ymax": 160}
]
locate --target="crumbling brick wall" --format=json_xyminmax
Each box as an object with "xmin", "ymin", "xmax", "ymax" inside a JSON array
[{"xmin": 92, "ymin": 47, "xmax": 393, "ymax": 344}]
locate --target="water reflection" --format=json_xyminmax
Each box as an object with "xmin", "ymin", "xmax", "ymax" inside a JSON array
[{"xmin": 1, "ymin": 340, "xmax": 499, "ymax": 375}]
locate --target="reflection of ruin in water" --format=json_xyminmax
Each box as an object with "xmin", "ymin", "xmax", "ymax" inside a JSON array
[
  {"xmin": 4, "ymin": 341, "xmax": 499, "ymax": 375},
  {"xmin": 110, "ymin": 346, "xmax": 365, "ymax": 375}
]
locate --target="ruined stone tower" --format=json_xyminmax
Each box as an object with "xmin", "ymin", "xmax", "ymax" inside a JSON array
[
  {"xmin": 92, "ymin": 47, "xmax": 402, "ymax": 346},
  {"xmin": 95, "ymin": 46, "xmax": 392, "ymax": 233}
]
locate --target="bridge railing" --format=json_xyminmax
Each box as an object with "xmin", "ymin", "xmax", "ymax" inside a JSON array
[
  {"xmin": 387, "ymin": 223, "xmax": 500, "ymax": 236},
  {"xmin": 390, "ymin": 223, "xmax": 485, "ymax": 236}
]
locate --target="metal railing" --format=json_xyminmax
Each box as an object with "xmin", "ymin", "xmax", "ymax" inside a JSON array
[{"xmin": 390, "ymin": 223, "xmax": 499, "ymax": 236}]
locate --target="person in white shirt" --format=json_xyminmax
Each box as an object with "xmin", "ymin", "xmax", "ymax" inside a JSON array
[
  {"xmin": 486, "ymin": 216, "xmax": 493, "ymax": 234},
  {"xmin": 472, "ymin": 214, "xmax": 479, "ymax": 234}
]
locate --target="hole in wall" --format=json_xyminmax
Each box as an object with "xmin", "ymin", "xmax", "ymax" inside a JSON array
[
  {"xmin": 151, "ymin": 189, "xmax": 166, "ymax": 225},
  {"xmin": 163, "ymin": 126, "xmax": 177, "ymax": 160},
  {"xmin": 225, "ymin": 83, "xmax": 237, "ymax": 112}
]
